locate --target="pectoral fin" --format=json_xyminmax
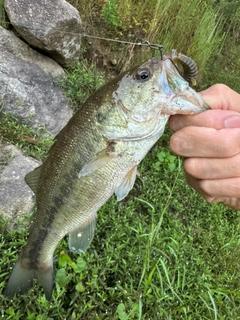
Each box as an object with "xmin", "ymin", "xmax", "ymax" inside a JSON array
[
  {"xmin": 78, "ymin": 142, "xmax": 121, "ymax": 178},
  {"xmin": 115, "ymin": 166, "xmax": 137, "ymax": 201},
  {"xmin": 68, "ymin": 214, "xmax": 96, "ymax": 254},
  {"xmin": 78, "ymin": 150, "xmax": 112, "ymax": 178}
]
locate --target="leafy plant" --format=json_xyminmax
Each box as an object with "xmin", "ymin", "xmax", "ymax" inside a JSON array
[
  {"xmin": 154, "ymin": 150, "xmax": 178, "ymax": 173},
  {"xmin": 102, "ymin": 0, "xmax": 120, "ymax": 27}
]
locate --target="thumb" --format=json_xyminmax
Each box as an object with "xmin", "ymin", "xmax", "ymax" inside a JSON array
[
  {"xmin": 169, "ymin": 109, "xmax": 240, "ymax": 131},
  {"xmin": 200, "ymin": 84, "xmax": 240, "ymax": 112}
]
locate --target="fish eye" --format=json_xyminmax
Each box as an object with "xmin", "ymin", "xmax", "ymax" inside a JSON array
[{"xmin": 136, "ymin": 69, "xmax": 151, "ymax": 81}]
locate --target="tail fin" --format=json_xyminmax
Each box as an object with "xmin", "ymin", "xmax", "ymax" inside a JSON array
[{"xmin": 3, "ymin": 259, "xmax": 53, "ymax": 300}]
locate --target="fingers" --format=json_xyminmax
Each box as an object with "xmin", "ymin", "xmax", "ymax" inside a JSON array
[
  {"xmin": 169, "ymin": 110, "xmax": 240, "ymax": 131},
  {"xmin": 183, "ymin": 154, "xmax": 240, "ymax": 180},
  {"xmin": 185, "ymin": 173, "xmax": 240, "ymax": 210},
  {"xmin": 185, "ymin": 174, "xmax": 240, "ymax": 199},
  {"xmin": 210, "ymin": 197, "xmax": 240, "ymax": 210},
  {"xmin": 168, "ymin": 83, "xmax": 240, "ymax": 210},
  {"xmin": 200, "ymin": 84, "xmax": 240, "ymax": 111},
  {"xmin": 170, "ymin": 126, "xmax": 240, "ymax": 157}
]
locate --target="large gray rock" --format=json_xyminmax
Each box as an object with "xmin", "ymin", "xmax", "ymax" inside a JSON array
[
  {"xmin": 0, "ymin": 143, "xmax": 41, "ymax": 225},
  {"xmin": 0, "ymin": 27, "xmax": 64, "ymax": 78},
  {"xmin": 4, "ymin": 0, "xmax": 82, "ymax": 67},
  {"xmin": 0, "ymin": 27, "xmax": 73, "ymax": 136}
]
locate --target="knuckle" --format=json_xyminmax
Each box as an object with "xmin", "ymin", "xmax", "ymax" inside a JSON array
[
  {"xmin": 211, "ymin": 83, "xmax": 229, "ymax": 94},
  {"xmin": 227, "ymin": 180, "xmax": 240, "ymax": 196},
  {"xmin": 218, "ymin": 129, "xmax": 240, "ymax": 157}
]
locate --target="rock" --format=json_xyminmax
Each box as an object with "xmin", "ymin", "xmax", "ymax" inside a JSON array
[
  {"xmin": 0, "ymin": 27, "xmax": 64, "ymax": 78},
  {"xmin": 4, "ymin": 0, "xmax": 82, "ymax": 67},
  {"xmin": 0, "ymin": 143, "xmax": 41, "ymax": 225},
  {"xmin": 0, "ymin": 26, "xmax": 73, "ymax": 136}
]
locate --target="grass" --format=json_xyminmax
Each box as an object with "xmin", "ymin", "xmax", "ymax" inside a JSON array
[
  {"xmin": 1, "ymin": 128, "xmax": 240, "ymax": 319},
  {"xmin": 0, "ymin": 0, "xmax": 10, "ymax": 29},
  {"xmin": 56, "ymin": 57, "xmax": 105, "ymax": 113},
  {"xmin": 68, "ymin": 0, "xmax": 224, "ymax": 82},
  {"xmin": 0, "ymin": 112, "xmax": 53, "ymax": 160}
]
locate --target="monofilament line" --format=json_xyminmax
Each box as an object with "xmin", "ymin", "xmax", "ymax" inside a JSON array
[{"xmin": 2, "ymin": 21, "xmax": 164, "ymax": 54}]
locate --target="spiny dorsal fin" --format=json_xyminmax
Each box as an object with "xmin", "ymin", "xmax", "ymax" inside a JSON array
[
  {"xmin": 68, "ymin": 214, "xmax": 96, "ymax": 254},
  {"xmin": 25, "ymin": 165, "xmax": 42, "ymax": 195}
]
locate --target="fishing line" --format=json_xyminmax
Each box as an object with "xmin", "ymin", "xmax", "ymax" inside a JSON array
[
  {"xmin": 2, "ymin": 21, "xmax": 194, "ymax": 81},
  {"xmin": 2, "ymin": 20, "xmax": 164, "ymax": 55}
]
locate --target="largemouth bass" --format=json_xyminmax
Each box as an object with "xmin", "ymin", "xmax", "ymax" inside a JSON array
[{"xmin": 3, "ymin": 50, "xmax": 208, "ymax": 300}]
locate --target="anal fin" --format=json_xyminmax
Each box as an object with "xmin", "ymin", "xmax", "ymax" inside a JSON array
[{"xmin": 68, "ymin": 214, "xmax": 96, "ymax": 254}]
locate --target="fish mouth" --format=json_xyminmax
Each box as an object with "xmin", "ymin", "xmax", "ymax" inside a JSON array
[
  {"xmin": 173, "ymin": 86, "xmax": 209, "ymax": 114},
  {"xmin": 158, "ymin": 54, "xmax": 209, "ymax": 115},
  {"xmin": 159, "ymin": 86, "xmax": 209, "ymax": 116},
  {"xmin": 157, "ymin": 58, "xmax": 209, "ymax": 115}
]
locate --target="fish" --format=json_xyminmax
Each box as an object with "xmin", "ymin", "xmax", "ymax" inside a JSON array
[{"xmin": 3, "ymin": 49, "xmax": 209, "ymax": 300}]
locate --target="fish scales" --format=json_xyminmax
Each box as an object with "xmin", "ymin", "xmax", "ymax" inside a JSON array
[{"xmin": 3, "ymin": 52, "xmax": 209, "ymax": 300}]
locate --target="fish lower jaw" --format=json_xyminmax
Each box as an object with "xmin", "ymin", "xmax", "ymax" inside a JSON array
[{"xmin": 160, "ymin": 99, "xmax": 207, "ymax": 115}]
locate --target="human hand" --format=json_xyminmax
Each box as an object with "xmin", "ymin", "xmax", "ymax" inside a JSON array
[{"xmin": 169, "ymin": 84, "xmax": 240, "ymax": 210}]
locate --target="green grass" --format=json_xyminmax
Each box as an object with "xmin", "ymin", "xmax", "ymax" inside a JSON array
[
  {"xmin": 56, "ymin": 58, "xmax": 105, "ymax": 113},
  {"xmin": 0, "ymin": 112, "xmax": 53, "ymax": 160},
  {"xmin": 1, "ymin": 129, "xmax": 240, "ymax": 319},
  {"xmin": 0, "ymin": 0, "xmax": 10, "ymax": 29},
  {"xmin": 69, "ymin": 0, "xmax": 224, "ymax": 82}
]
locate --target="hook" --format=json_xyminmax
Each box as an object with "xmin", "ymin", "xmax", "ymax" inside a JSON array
[{"xmin": 141, "ymin": 41, "xmax": 164, "ymax": 58}]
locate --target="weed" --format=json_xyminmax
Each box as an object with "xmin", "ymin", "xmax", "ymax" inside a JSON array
[
  {"xmin": 0, "ymin": 112, "xmax": 53, "ymax": 160},
  {"xmin": 57, "ymin": 59, "xmax": 105, "ymax": 113},
  {"xmin": 154, "ymin": 150, "xmax": 178, "ymax": 173},
  {"xmin": 102, "ymin": 0, "xmax": 120, "ymax": 27}
]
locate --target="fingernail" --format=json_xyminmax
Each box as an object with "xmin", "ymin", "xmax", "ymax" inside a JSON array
[{"xmin": 224, "ymin": 115, "xmax": 240, "ymax": 128}]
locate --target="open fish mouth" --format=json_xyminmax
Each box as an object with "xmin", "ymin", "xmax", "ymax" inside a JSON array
[
  {"xmin": 170, "ymin": 86, "xmax": 209, "ymax": 115},
  {"xmin": 157, "ymin": 52, "xmax": 209, "ymax": 115}
]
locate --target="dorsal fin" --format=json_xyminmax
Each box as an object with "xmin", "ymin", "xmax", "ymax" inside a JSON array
[{"xmin": 25, "ymin": 165, "xmax": 42, "ymax": 195}]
